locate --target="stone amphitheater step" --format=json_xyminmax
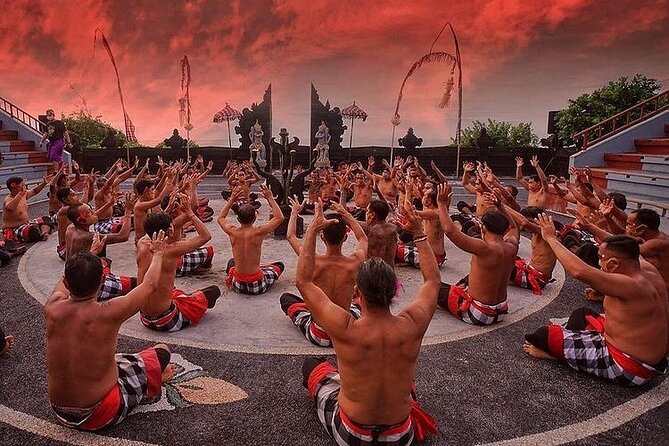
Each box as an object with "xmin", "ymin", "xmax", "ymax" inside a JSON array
[
  {"xmin": 603, "ymin": 152, "xmax": 669, "ymax": 174},
  {"xmin": 1, "ymin": 151, "xmax": 48, "ymax": 166},
  {"xmin": 0, "ymin": 129, "xmax": 19, "ymax": 140},
  {"xmin": 0, "ymin": 162, "xmax": 51, "ymax": 182},
  {"xmin": 0, "ymin": 140, "xmax": 37, "ymax": 153},
  {"xmin": 590, "ymin": 167, "xmax": 669, "ymax": 199},
  {"xmin": 635, "ymin": 137, "xmax": 669, "ymax": 155}
]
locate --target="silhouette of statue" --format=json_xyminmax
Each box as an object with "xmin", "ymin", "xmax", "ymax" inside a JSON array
[
  {"xmin": 398, "ymin": 127, "xmax": 423, "ymax": 152},
  {"xmin": 313, "ymin": 122, "xmax": 331, "ymax": 168},
  {"xmin": 249, "ymin": 120, "xmax": 267, "ymax": 168}
]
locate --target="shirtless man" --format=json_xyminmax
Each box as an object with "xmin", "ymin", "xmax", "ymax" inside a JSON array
[
  {"xmin": 3, "ymin": 175, "xmax": 54, "ymax": 243},
  {"xmin": 516, "ymin": 156, "xmax": 550, "ymax": 208},
  {"xmin": 436, "ymin": 183, "xmax": 520, "ymax": 325},
  {"xmin": 65, "ymin": 197, "xmax": 136, "ymax": 301},
  {"xmin": 299, "ymin": 203, "xmax": 440, "ymax": 445},
  {"xmin": 45, "ymin": 239, "xmax": 174, "ymax": 431},
  {"xmin": 349, "ymin": 169, "xmax": 373, "ymax": 221},
  {"xmin": 504, "ymin": 205, "xmax": 557, "ymax": 295},
  {"xmin": 365, "ymin": 156, "xmax": 400, "ymax": 205},
  {"xmin": 48, "ymin": 162, "xmax": 81, "ymax": 216},
  {"xmin": 134, "ymin": 178, "xmax": 173, "ymax": 242},
  {"xmin": 281, "ymin": 199, "xmax": 367, "ymax": 347},
  {"xmin": 461, "ymin": 162, "xmax": 495, "ymax": 218},
  {"xmin": 136, "ymin": 195, "xmax": 220, "ymax": 332},
  {"xmin": 624, "ymin": 209, "xmax": 669, "ymax": 293},
  {"xmin": 219, "ymin": 185, "xmax": 285, "ymax": 295},
  {"xmin": 524, "ymin": 216, "xmax": 669, "ymax": 386},
  {"xmin": 93, "ymin": 161, "xmax": 135, "ymax": 234},
  {"xmin": 396, "ymin": 190, "xmax": 447, "ymax": 268}
]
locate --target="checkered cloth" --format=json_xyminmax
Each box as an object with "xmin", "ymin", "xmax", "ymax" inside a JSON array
[
  {"xmin": 176, "ymin": 246, "xmax": 214, "ymax": 277},
  {"xmin": 541, "ymin": 310, "xmax": 667, "ymax": 386},
  {"xmin": 51, "ymin": 347, "xmax": 162, "ymax": 431},
  {"xmin": 510, "ymin": 258, "xmax": 554, "ymax": 296},
  {"xmin": 56, "ymin": 243, "xmax": 67, "ymax": 261},
  {"xmin": 306, "ymin": 361, "xmax": 432, "ymax": 445},
  {"xmin": 2, "ymin": 216, "xmax": 53, "ymax": 242},
  {"xmin": 93, "ymin": 217, "xmax": 123, "ymax": 235},
  {"xmin": 395, "ymin": 243, "xmax": 445, "ymax": 268},
  {"xmin": 98, "ymin": 258, "xmax": 134, "ymax": 302},
  {"xmin": 442, "ymin": 277, "xmax": 508, "ymax": 325},
  {"xmin": 225, "ymin": 262, "xmax": 283, "ymax": 295},
  {"xmin": 284, "ymin": 294, "xmax": 362, "ymax": 347},
  {"xmin": 140, "ymin": 288, "xmax": 208, "ymax": 332},
  {"xmin": 558, "ymin": 224, "xmax": 598, "ymax": 246}
]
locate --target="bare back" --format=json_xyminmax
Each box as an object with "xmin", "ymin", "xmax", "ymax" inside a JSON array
[
  {"xmin": 468, "ymin": 238, "xmax": 517, "ymax": 305},
  {"xmin": 229, "ymin": 226, "xmax": 267, "ymax": 274},
  {"xmin": 640, "ymin": 234, "xmax": 669, "ymax": 293},
  {"xmin": 65, "ymin": 226, "xmax": 94, "ymax": 260},
  {"xmin": 312, "ymin": 254, "xmax": 360, "ymax": 309},
  {"xmin": 530, "ymin": 234, "xmax": 557, "ymax": 277}
]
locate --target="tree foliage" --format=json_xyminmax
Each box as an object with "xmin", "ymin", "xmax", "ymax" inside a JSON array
[
  {"xmin": 62, "ymin": 111, "xmax": 127, "ymax": 148},
  {"xmin": 555, "ymin": 74, "xmax": 661, "ymax": 146},
  {"xmin": 459, "ymin": 119, "xmax": 538, "ymax": 148}
]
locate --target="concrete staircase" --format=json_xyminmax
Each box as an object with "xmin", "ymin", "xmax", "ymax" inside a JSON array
[
  {"xmin": 590, "ymin": 123, "xmax": 669, "ymax": 215},
  {"xmin": 0, "ymin": 118, "xmax": 51, "ymax": 205}
]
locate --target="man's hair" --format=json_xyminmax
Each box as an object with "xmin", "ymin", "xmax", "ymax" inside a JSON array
[
  {"xmin": 66, "ymin": 204, "xmax": 86, "ymax": 224},
  {"xmin": 575, "ymin": 242, "xmax": 599, "ymax": 268},
  {"xmin": 368, "ymin": 199, "xmax": 390, "ymax": 221},
  {"xmin": 481, "ymin": 210, "xmax": 509, "ymax": 235},
  {"xmin": 424, "ymin": 190, "xmax": 437, "ymax": 207},
  {"xmin": 144, "ymin": 211, "xmax": 172, "ymax": 238},
  {"xmin": 519, "ymin": 206, "xmax": 544, "ymax": 220},
  {"xmin": 135, "ymin": 179, "xmax": 154, "ymax": 195},
  {"xmin": 322, "ymin": 213, "xmax": 346, "ymax": 245},
  {"xmin": 631, "ymin": 208, "xmax": 660, "ymax": 231},
  {"xmin": 64, "ymin": 252, "xmax": 103, "ymax": 298},
  {"xmin": 607, "ymin": 192, "xmax": 627, "ymax": 211},
  {"xmin": 505, "ymin": 184, "xmax": 519, "ymax": 197},
  {"xmin": 528, "ymin": 175, "xmax": 540, "ymax": 183},
  {"xmin": 237, "ymin": 204, "xmax": 257, "ymax": 225},
  {"xmin": 6, "ymin": 176, "xmax": 22, "ymax": 189},
  {"xmin": 367, "ymin": 223, "xmax": 398, "ymax": 267},
  {"xmin": 55, "ymin": 173, "xmax": 68, "ymax": 187},
  {"xmin": 357, "ymin": 257, "xmax": 397, "ymax": 308},
  {"xmin": 602, "ymin": 235, "xmax": 640, "ymax": 261},
  {"xmin": 56, "ymin": 187, "xmax": 73, "ymax": 204}
]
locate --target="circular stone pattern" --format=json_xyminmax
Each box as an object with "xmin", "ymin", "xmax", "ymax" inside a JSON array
[{"xmin": 20, "ymin": 200, "xmax": 564, "ymax": 354}]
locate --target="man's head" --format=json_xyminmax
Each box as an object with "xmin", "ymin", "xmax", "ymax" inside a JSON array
[
  {"xmin": 6, "ymin": 176, "xmax": 24, "ymax": 192},
  {"xmin": 598, "ymin": 235, "xmax": 640, "ymax": 273},
  {"xmin": 354, "ymin": 172, "xmax": 365, "ymax": 185},
  {"xmin": 67, "ymin": 203, "xmax": 98, "ymax": 226},
  {"xmin": 480, "ymin": 210, "xmax": 509, "ymax": 236},
  {"xmin": 356, "ymin": 257, "xmax": 397, "ymax": 308},
  {"xmin": 505, "ymin": 184, "xmax": 518, "ymax": 198},
  {"xmin": 56, "ymin": 187, "xmax": 78, "ymax": 205},
  {"xmin": 527, "ymin": 175, "xmax": 541, "ymax": 192},
  {"xmin": 627, "ymin": 209, "xmax": 660, "ymax": 238},
  {"xmin": 144, "ymin": 211, "xmax": 173, "ymax": 238},
  {"xmin": 321, "ymin": 213, "xmax": 347, "ymax": 246},
  {"xmin": 55, "ymin": 173, "xmax": 69, "ymax": 188},
  {"xmin": 96, "ymin": 177, "xmax": 107, "ymax": 189},
  {"xmin": 366, "ymin": 199, "xmax": 390, "ymax": 226},
  {"xmin": 237, "ymin": 204, "xmax": 257, "ymax": 225},
  {"xmin": 45, "ymin": 109, "xmax": 55, "ymax": 121},
  {"xmin": 607, "ymin": 192, "xmax": 627, "ymax": 211},
  {"xmin": 421, "ymin": 190, "xmax": 437, "ymax": 208},
  {"xmin": 367, "ymin": 223, "xmax": 398, "ymax": 268},
  {"xmin": 381, "ymin": 168, "xmax": 391, "ymax": 179},
  {"xmin": 135, "ymin": 179, "xmax": 155, "ymax": 198},
  {"xmin": 64, "ymin": 252, "xmax": 104, "ymax": 299}
]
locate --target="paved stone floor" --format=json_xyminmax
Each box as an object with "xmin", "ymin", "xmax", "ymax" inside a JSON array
[{"xmin": 0, "ymin": 197, "xmax": 667, "ymax": 446}]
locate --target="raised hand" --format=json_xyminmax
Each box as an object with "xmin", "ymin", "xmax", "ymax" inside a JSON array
[
  {"xmin": 368, "ymin": 156, "xmax": 375, "ymax": 167},
  {"xmin": 90, "ymin": 232, "xmax": 108, "ymax": 256},
  {"xmin": 311, "ymin": 199, "xmax": 336, "ymax": 232},
  {"xmin": 206, "ymin": 160, "xmax": 213, "ymax": 170},
  {"xmin": 134, "ymin": 155, "xmax": 140, "ymax": 168},
  {"xmin": 515, "ymin": 157, "xmax": 524, "ymax": 167},
  {"xmin": 599, "ymin": 198, "xmax": 614, "ymax": 216},
  {"xmin": 330, "ymin": 201, "xmax": 350, "ymax": 216},
  {"xmin": 530, "ymin": 155, "xmax": 540, "ymax": 167},
  {"xmin": 123, "ymin": 192, "xmax": 137, "ymax": 212},
  {"xmin": 483, "ymin": 191, "xmax": 501, "ymax": 208},
  {"xmin": 436, "ymin": 183, "xmax": 452, "ymax": 206},
  {"xmin": 72, "ymin": 160, "xmax": 80, "ymax": 171},
  {"xmin": 535, "ymin": 213, "xmax": 558, "ymax": 241},
  {"xmin": 144, "ymin": 157, "xmax": 150, "ymax": 169},
  {"xmin": 394, "ymin": 156, "xmax": 403, "ymax": 167},
  {"xmin": 396, "ymin": 203, "xmax": 423, "ymax": 236},
  {"xmin": 149, "ymin": 230, "xmax": 167, "ymax": 254},
  {"xmin": 287, "ymin": 196, "xmax": 304, "ymax": 215},
  {"xmin": 260, "ymin": 184, "xmax": 273, "ymax": 200},
  {"xmin": 463, "ymin": 161, "xmax": 475, "ymax": 172}
]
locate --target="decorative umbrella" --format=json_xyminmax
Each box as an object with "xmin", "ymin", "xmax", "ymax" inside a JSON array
[
  {"xmin": 213, "ymin": 103, "xmax": 242, "ymax": 160},
  {"xmin": 340, "ymin": 101, "xmax": 368, "ymax": 161}
]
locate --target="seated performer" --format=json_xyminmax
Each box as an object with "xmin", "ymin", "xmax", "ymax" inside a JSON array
[
  {"xmin": 137, "ymin": 195, "xmax": 220, "ymax": 332},
  {"xmin": 504, "ymin": 205, "xmax": 557, "ymax": 295},
  {"xmin": 436, "ymin": 184, "xmax": 519, "ymax": 325},
  {"xmin": 93, "ymin": 161, "xmax": 135, "ymax": 234},
  {"xmin": 625, "ymin": 208, "xmax": 669, "ymax": 293},
  {"xmin": 525, "ymin": 215, "xmax": 669, "ymax": 386},
  {"xmin": 396, "ymin": 189, "xmax": 446, "ymax": 268},
  {"xmin": 47, "ymin": 162, "xmax": 81, "ymax": 216},
  {"xmin": 45, "ymin": 241, "xmax": 174, "ymax": 432},
  {"xmin": 299, "ymin": 203, "xmax": 440, "ymax": 445},
  {"xmin": 516, "ymin": 156, "xmax": 550, "ymax": 208},
  {"xmin": 65, "ymin": 197, "xmax": 136, "ymax": 301},
  {"xmin": 281, "ymin": 199, "xmax": 367, "ymax": 347},
  {"xmin": 3, "ymin": 175, "xmax": 54, "ymax": 242},
  {"xmin": 219, "ymin": 185, "xmax": 285, "ymax": 295}
]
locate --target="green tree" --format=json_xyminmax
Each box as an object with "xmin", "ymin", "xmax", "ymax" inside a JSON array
[
  {"xmin": 459, "ymin": 119, "xmax": 538, "ymax": 147},
  {"xmin": 555, "ymin": 74, "xmax": 662, "ymax": 146},
  {"xmin": 62, "ymin": 111, "xmax": 127, "ymax": 148}
]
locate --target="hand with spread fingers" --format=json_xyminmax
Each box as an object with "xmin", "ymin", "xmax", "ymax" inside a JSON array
[
  {"xmin": 310, "ymin": 199, "xmax": 337, "ymax": 232},
  {"xmin": 288, "ymin": 196, "xmax": 304, "ymax": 215},
  {"xmin": 535, "ymin": 213, "xmax": 558, "ymax": 241},
  {"xmin": 123, "ymin": 192, "xmax": 137, "ymax": 212},
  {"xmin": 436, "ymin": 183, "xmax": 452, "ymax": 207},
  {"xmin": 260, "ymin": 184, "xmax": 274, "ymax": 200},
  {"xmin": 397, "ymin": 204, "xmax": 424, "ymax": 236},
  {"xmin": 515, "ymin": 157, "xmax": 524, "ymax": 167},
  {"xmin": 149, "ymin": 230, "xmax": 168, "ymax": 254},
  {"xmin": 90, "ymin": 232, "xmax": 108, "ymax": 256}
]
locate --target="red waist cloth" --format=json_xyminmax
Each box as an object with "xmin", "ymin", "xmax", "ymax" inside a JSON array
[{"xmin": 225, "ymin": 267, "xmax": 264, "ymax": 288}]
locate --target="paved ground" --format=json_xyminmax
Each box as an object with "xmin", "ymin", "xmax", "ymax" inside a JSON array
[{"xmin": 1, "ymin": 181, "xmax": 667, "ymax": 446}]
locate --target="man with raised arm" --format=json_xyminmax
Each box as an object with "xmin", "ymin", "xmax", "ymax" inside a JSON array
[
  {"xmin": 93, "ymin": 160, "xmax": 135, "ymax": 234},
  {"xmin": 46, "ymin": 234, "xmax": 174, "ymax": 431},
  {"xmin": 137, "ymin": 194, "xmax": 220, "ymax": 332},
  {"xmin": 625, "ymin": 208, "xmax": 669, "ymax": 293},
  {"xmin": 219, "ymin": 185, "xmax": 285, "ymax": 295},
  {"xmin": 280, "ymin": 199, "xmax": 367, "ymax": 347},
  {"xmin": 298, "ymin": 201, "xmax": 439, "ymax": 445},
  {"xmin": 436, "ymin": 183, "xmax": 520, "ymax": 325},
  {"xmin": 524, "ymin": 215, "xmax": 668, "ymax": 386},
  {"xmin": 516, "ymin": 155, "xmax": 550, "ymax": 207},
  {"xmin": 3, "ymin": 175, "xmax": 54, "ymax": 243}
]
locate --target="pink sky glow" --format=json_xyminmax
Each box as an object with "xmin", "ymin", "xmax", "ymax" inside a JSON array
[{"xmin": 1, "ymin": 0, "xmax": 667, "ymax": 147}]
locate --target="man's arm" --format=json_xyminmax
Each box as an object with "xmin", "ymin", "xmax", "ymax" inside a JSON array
[
  {"xmin": 436, "ymin": 183, "xmax": 489, "ymax": 255},
  {"xmin": 530, "ymin": 155, "xmax": 550, "ymax": 192},
  {"xmin": 536, "ymin": 214, "xmax": 639, "ymax": 299},
  {"xmin": 257, "ymin": 185, "xmax": 285, "ymax": 234},
  {"xmin": 295, "ymin": 201, "xmax": 352, "ymax": 335},
  {"xmin": 515, "ymin": 157, "xmax": 529, "ymax": 189},
  {"xmin": 286, "ymin": 197, "xmax": 303, "ymax": 255},
  {"xmin": 170, "ymin": 194, "xmax": 212, "ymax": 254},
  {"xmin": 461, "ymin": 162, "xmax": 477, "ymax": 195},
  {"xmin": 105, "ymin": 193, "xmax": 137, "ymax": 245},
  {"xmin": 26, "ymin": 175, "xmax": 50, "ymax": 199},
  {"xmin": 217, "ymin": 187, "xmax": 243, "ymax": 235},
  {"xmin": 431, "ymin": 160, "xmax": 448, "ymax": 182},
  {"xmin": 331, "ymin": 202, "xmax": 368, "ymax": 260},
  {"xmin": 4, "ymin": 189, "xmax": 27, "ymax": 212}
]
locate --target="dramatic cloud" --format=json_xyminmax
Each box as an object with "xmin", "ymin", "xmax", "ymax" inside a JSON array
[{"xmin": 1, "ymin": 0, "xmax": 667, "ymax": 146}]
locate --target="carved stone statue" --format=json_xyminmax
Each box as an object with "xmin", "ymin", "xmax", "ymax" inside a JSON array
[
  {"xmin": 398, "ymin": 127, "xmax": 423, "ymax": 152},
  {"xmin": 249, "ymin": 119, "xmax": 267, "ymax": 168},
  {"xmin": 313, "ymin": 121, "xmax": 331, "ymax": 168}
]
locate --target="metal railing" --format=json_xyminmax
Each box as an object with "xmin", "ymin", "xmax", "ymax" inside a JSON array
[
  {"xmin": 573, "ymin": 90, "xmax": 669, "ymax": 150},
  {"xmin": 0, "ymin": 95, "xmax": 45, "ymax": 133}
]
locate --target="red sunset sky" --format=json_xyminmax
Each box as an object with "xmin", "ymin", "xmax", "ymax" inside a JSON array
[{"xmin": 1, "ymin": 0, "xmax": 667, "ymax": 147}]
